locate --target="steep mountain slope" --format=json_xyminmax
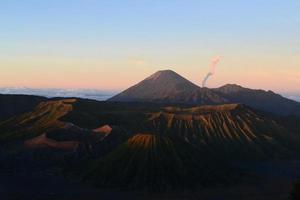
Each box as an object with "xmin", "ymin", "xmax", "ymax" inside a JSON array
[
  {"xmin": 213, "ymin": 84, "xmax": 300, "ymax": 116},
  {"xmin": 83, "ymin": 133, "xmax": 232, "ymax": 191},
  {"xmin": 109, "ymin": 70, "xmax": 227, "ymax": 105},
  {"xmin": 81, "ymin": 104, "xmax": 300, "ymax": 189},
  {"xmin": 1, "ymin": 97, "xmax": 300, "ymax": 192},
  {"xmin": 0, "ymin": 99, "xmax": 75, "ymax": 141},
  {"xmin": 109, "ymin": 70, "xmax": 300, "ymax": 116},
  {"xmin": 61, "ymin": 100, "xmax": 300, "ymax": 159},
  {"xmin": 147, "ymin": 104, "xmax": 300, "ymax": 159},
  {"xmin": 0, "ymin": 94, "xmax": 46, "ymax": 121},
  {"xmin": 0, "ymin": 98, "xmax": 132, "ymax": 158},
  {"xmin": 1, "ymin": 97, "xmax": 299, "ymax": 159}
]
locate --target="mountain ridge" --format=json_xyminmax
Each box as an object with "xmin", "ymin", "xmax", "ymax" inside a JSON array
[
  {"xmin": 109, "ymin": 70, "xmax": 300, "ymax": 116},
  {"xmin": 2, "ymin": 97, "xmax": 299, "ymax": 160},
  {"xmin": 213, "ymin": 84, "xmax": 300, "ymax": 116},
  {"xmin": 1, "ymin": 95, "xmax": 300, "ymax": 191}
]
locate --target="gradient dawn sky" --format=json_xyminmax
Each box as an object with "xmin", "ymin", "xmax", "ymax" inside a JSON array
[{"xmin": 0, "ymin": 0, "xmax": 299, "ymax": 93}]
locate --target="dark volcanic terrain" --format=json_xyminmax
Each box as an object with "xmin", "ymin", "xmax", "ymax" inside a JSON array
[{"xmin": 1, "ymin": 70, "xmax": 300, "ymax": 199}]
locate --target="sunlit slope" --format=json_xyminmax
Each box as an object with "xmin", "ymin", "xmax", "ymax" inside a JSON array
[
  {"xmin": 147, "ymin": 104, "xmax": 300, "ymax": 159},
  {"xmin": 1, "ymin": 97, "xmax": 299, "ymax": 159},
  {"xmin": 61, "ymin": 100, "xmax": 300, "ymax": 159},
  {"xmin": 0, "ymin": 99, "xmax": 75, "ymax": 141}
]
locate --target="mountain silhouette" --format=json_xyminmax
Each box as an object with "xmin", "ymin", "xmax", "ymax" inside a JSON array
[
  {"xmin": 109, "ymin": 70, "xmax": 227, "ymax": 105},
  {"xmin": 213, "ymin": 84, "xmax": 300, "ymax": 116},
  {"xmin": 109, "ymin": 70, "xmax": 300, "ymax": 116}
]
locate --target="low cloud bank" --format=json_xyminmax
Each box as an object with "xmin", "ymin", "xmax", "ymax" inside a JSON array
[
  {"xmin": 0, "ymin": 87, "xmax": 116, "ymax": 101},
  {"xmin": 283, "ymin": 93, "xmax": 300, "ymax": 102},
  {"xmin": 1, "ymin": 87, "xmax": 299, "ymax": 103}
]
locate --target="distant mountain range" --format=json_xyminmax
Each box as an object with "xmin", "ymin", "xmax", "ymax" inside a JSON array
[{"xmin": 109, "ymin": 70, "xmax": 300, "ymax": 116}]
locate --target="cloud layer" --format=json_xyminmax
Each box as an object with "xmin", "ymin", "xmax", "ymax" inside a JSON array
[{"xmin": 0, "ymin": 87, "xmax": 115, "ymax": 101}]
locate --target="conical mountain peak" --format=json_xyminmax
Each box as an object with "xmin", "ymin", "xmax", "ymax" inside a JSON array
[
  {"xmin": 108, "ymin": 70, "xmax": 226, "ymax": 104},
  {"xmin": 145, "ymin": 70, "xmax": 184, "ymax": 80}
]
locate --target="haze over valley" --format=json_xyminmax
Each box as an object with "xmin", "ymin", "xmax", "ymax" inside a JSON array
[
  {"xmin": 1, "ymin": 84, "xmax": 299, "ymax": 103},
  {"xmin": 0, "ymin": 87, "xmax": 115, "ymax": 101}
]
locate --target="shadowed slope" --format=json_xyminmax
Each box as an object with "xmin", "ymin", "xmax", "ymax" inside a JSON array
[
  {"xmin": 0, "ymin": 94, "xmax": 47, "ymax": 121},
  {"xmin": 1, "ymin": 98, "xmax": 299, "ymax": 159},
  {"xmin": 214, "ymin": 84, "xmax": 300, "ymax": 116},
  {"xmin": 59, "ymin": 100, "xmax": 300, "ymax": 159},
  {"xmin": 84, "ymin": 133, "xmax": 226, "ymax": 191}
]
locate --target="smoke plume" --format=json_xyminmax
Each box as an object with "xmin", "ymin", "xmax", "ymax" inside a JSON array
[{"xmin": 202, "ymin": 56, "xmax": 220, "ymax": 87}]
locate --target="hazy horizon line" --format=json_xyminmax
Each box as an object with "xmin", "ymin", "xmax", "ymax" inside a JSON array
[
  {"xmin": 1, "ymin": 86, "xmax": 300, "ymax": 103},
  {"xmin": 1, "ymin": 83, "xmax": 299, "ymax": 94}
]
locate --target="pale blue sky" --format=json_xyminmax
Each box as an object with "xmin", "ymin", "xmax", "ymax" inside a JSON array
[{"xmin": 0, "ymin": 0, "xmax": 299, "ymax": 92}]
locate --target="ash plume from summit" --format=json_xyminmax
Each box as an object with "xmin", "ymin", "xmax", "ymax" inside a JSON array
[{"xmin": 202, "ymin": 57, "xmax": 221, "ymax": 87}]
